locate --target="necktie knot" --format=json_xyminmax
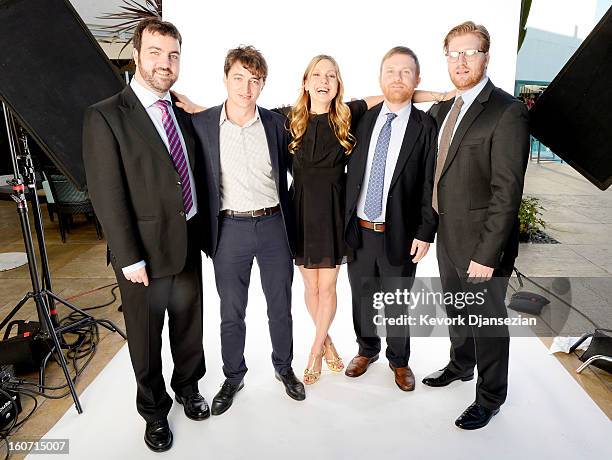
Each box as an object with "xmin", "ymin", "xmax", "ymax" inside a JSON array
[
  {"xmin": 154, "ymin": 99, "xmax": 170, "ymax": 115},
  {"xmin": 385, "ymin": 112, "xmax": 397, "ymax": 123},
  {"xmin": 453, "ymin": 96, "xmax": 464, "ymax": 110}
]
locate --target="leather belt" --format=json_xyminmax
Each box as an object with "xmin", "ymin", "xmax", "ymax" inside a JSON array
[
  {"xmin": 223, "ymin": 204, "xmax": 280, "ymax": 218},
  {"xmin": 358, "ymin": 218, "xmax": 385, "ymax": 232}
]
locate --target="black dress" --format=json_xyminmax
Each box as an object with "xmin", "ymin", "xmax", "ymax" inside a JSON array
[{"xmin": 277, "ymin": 100, "xmax": 368, "ymax": 268}]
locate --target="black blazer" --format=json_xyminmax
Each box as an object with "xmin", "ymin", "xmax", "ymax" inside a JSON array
[
  {"xmin": 191, "ymin": 105, "xmax": 295, "ymax": 257},
  {"xmin": 428, "ymin": 79, "xmax": 529, "ymax": 270},
  {"xmin": 345, "ymin": 103, "xmax": 438, "ymax": 266},
  {"xmin": 82, "ymin": 85, "xmax": 204, "ymax": 278}
]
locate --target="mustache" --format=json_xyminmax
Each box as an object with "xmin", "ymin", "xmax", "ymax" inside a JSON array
[{"xmin": 153, "ymin": 67, "xmax": 174, "ymax": 75}]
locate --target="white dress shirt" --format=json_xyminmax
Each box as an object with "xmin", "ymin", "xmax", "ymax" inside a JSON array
[
  {"xmin": 438, "ymin": 76, "xmax": 489, "ymax": 148},
  {"xmin": 122, "ymin": 78, "xmax": 198, "ymax": 275},
  {"xmin": 356, "ymin": 101, "xmax": 412, "ymax": 222}
]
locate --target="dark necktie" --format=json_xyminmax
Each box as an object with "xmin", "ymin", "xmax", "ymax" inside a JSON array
[
  {"xmin": 432, "ymin": 96, "xmax": 464, "ymax": 213},
  {"xmin": 154, "ymin": 100, "xmax": 193, "ymax": 215}
]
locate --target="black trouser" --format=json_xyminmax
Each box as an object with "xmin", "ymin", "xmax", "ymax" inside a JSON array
[
  {"xmin": 436, "ymin": 240, "xmax": 511, "ymax": 410},
  {"xmin": 347, "ymin": 228, "xmax": 417, "ymax": 368},
  {"xmin": 112, "ymin": 219, "xmax": 205, "ymax": 423},
  {"xmin": 213, "ymin": 212, "xmax": 294, "ymax": 385}
]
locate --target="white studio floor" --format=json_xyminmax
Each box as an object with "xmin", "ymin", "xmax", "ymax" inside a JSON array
[{"xmin": 32, "ymin": 243, "xmax": 611, "ymax": 459}]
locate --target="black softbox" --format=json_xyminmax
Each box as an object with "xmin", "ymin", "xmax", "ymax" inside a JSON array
[
  {"xmin": 529, "ymin": 6, "xmax": 612, "ymax": 191},
  {"xmin": 0, "ymin": 0, "xmax": 125, "ymax": 190}
]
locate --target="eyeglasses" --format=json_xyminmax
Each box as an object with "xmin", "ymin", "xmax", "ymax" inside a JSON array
[{"xmin": 445, "ymin": 49, "xmax": 485, "ymax": 62}]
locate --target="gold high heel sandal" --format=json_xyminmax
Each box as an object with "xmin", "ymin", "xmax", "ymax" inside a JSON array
[
  {"xmin": 304, "ymin": 349, "xmax": 324, "ymax": 385},
  {"xmin": 323, "ymin": 342, "xmax": 344, "ymax": 372}
]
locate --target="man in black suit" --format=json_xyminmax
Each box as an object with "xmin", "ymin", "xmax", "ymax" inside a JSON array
[
  {"xmin": 82, "ymin": 19, "xmax": 209, "ymax": 452},
  {"xmin": 344, "ymin": 47, "xmax": 438, "ymax": 391},
  {"xmin": 422, "ymin": 21, "xmax": 529, "ymax": 430},
  {"xmin": 191, "ymin": 46, "xmax": 305, "ymax": 416}
]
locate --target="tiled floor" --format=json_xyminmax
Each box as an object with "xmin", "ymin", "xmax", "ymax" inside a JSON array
[
  {"xmin": 0, "ymin": 160, "xmax": 610, "ymax": 459},
  {"xmin": 516, "ymin": 161, "xmax": 612, "ymax": 418}
]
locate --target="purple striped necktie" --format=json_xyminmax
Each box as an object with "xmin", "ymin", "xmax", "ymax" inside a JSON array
[{"xmin": 154, "ymin": 99, "xmax": 193, "ymax": 215}]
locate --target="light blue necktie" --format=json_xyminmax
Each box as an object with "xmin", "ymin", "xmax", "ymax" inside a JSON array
[{"xmin": 364, "ymin": 112, "xmax": 397, "ymax": 221}]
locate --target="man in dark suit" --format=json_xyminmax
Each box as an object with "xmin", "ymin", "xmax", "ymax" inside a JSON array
[
  {"xmin": 82, "ymin": 19, "xmax": 209, "ymax": 452},
  {"xmin": 191, "ymin": 46, "xmax": 305, "ymax": 416},
  {"xmin": 422, "ymin": 21, "xmax": 529, "ymax": 430},
  {"xmin": 344, "ymin": 47, "xmax": 438, "ymax": 391}
]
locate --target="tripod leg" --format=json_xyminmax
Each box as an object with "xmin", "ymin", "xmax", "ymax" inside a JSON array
[
  {"xmin": 46, "ymin": 291, "xmax": 126, "ymax": 338},
  {"xmin": 95, "ymin": 319, "xmax": 127, "ymax": 339},
  {"xmin": 39, "ymin": 300, "xmax": 83, "ymax": 414}
]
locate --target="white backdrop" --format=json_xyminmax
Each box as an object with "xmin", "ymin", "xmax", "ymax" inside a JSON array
[{"xmin": 165, "ymin": 0, "xmax": 522, "ymax": 109}]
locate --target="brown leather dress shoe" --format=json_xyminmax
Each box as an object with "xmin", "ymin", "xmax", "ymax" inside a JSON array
[
  {"xmin": 345, "ymin": 354, "xmax": 379, "ymax": 377},
  {"xmin": 389, "ymin": 363, "xmax": 415, "ymax": 391}
]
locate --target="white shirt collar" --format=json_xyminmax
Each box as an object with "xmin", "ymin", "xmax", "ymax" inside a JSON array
[
  {"xmin": 456, "ymin": 75, "xmax": 489, "ymax": 107},
  {"xmin": 381, "ymin": 101, "xmax": 412, "ymax": 121},
  {"xmin": 130, "ymin": 77, "xmax": 172, "ymax": 109},
  {"xmin": 219, "ymin": 101, "xmax": 261, "ymax": 127}
]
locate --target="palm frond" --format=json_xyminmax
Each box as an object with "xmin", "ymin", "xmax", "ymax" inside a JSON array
[{"xmin": 96, "ymin": 0, "xmax": 162, "ymax": 55}]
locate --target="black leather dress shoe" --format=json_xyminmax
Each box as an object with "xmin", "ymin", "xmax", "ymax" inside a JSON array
[
  {"xmin": 144, "ymin": 419, "xmax": 173, "ymax": 452},
  {"xmin": 275, "ymin": 369, "xmax": 306, "ymax": 401},
  {"xmin": 422, "ymin": 366, "xmax": 474, "ymax": 387},
  {"xmin": 211, "ymin": 380, "xmax": 244, "ymax": 416},
  {"xmin": 455, "ymin": 402, "xmax": 500, "ymax": 430},
  {"xmin": 175, "ymin": 392, "xmax": 210, "ymax": 421}
]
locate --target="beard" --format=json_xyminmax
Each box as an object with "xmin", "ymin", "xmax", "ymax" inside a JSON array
[
  {"xmin": 383, "ymin": 84, "xmax": 413, "ymax": 105},
  {"xmin": 450, "ymin": 63, "xmax": 486, "ymax": 90},
  {"xmin": 137, "ymin": 58, "xmax": 177, "ymax": 94}
]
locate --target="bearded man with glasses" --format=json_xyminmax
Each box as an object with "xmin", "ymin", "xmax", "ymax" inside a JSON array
[{"xmin": 423, "ymin": 21, "xmax": 530, "ymax": 430}]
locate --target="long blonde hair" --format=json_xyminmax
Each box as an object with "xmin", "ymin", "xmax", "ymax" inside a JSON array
[{"xmin": 288, "ymin": 55, "xmax": 356, "ymax": 155}]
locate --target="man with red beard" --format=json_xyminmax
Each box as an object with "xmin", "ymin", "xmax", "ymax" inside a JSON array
[
  {"xmin": 344, "ymin": 47, "xmax": 437, "ymax": 391},
  {"xmin": 423, "ymin": 21, "xmax": 529, "ymax": 430},
  {"xmin": 83, "ymin": 19, "xmax": 209, "ymax": 452}
]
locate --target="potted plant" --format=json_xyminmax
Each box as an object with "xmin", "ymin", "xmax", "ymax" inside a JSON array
[{"xmin": 518, "ymin": 196, "xmax": 546, "ymax": 242}]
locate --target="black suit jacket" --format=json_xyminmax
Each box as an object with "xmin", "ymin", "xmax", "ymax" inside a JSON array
[
  {"xmin": 428, "ymin": 80, "xmax": 529, "ymax": 270},
  {"xmin": 345, "ymin": 103, "xmax": 438, "ymax": 266},
  {"xmin": 191, "ymin": 104, "xmax": 295, "ymax": 257},
  {"xmin": 82, "ymin": 85, "xmax": 204, "ymax": 278}
]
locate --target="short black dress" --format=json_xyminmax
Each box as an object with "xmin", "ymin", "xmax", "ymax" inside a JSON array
[{"xmin": 278, "ymin": 100, "xmax": 368, "ymax": 268}]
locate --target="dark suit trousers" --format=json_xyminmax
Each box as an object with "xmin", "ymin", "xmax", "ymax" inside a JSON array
[
  {"xmin": 347, "ymin": 227, "xmax": 417, "ymax": 368},
  {"xmin": 436, "ymin": 240, "xmax": 511, "ymax": 410},
  {"xmin": 213, "ymin": 212, "xmax": 294, "ymax": 385},
  {"xmin": 112, "ymin": 218, "xmax": 205, "ymax": 423}
]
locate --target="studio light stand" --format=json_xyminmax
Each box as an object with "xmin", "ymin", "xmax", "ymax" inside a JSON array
[{"xmin": 0, "ymin": 101, "xmax": 126, "ymax": 414}]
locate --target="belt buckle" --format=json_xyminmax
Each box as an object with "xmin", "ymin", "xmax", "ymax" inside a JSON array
[
  {"xmin": 250, "ymin": 209, "xmax": 258, "ymax": 218},
  {"xmin": 373, "ymin": 222, "xmax": 384, "ymax": 232}
]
